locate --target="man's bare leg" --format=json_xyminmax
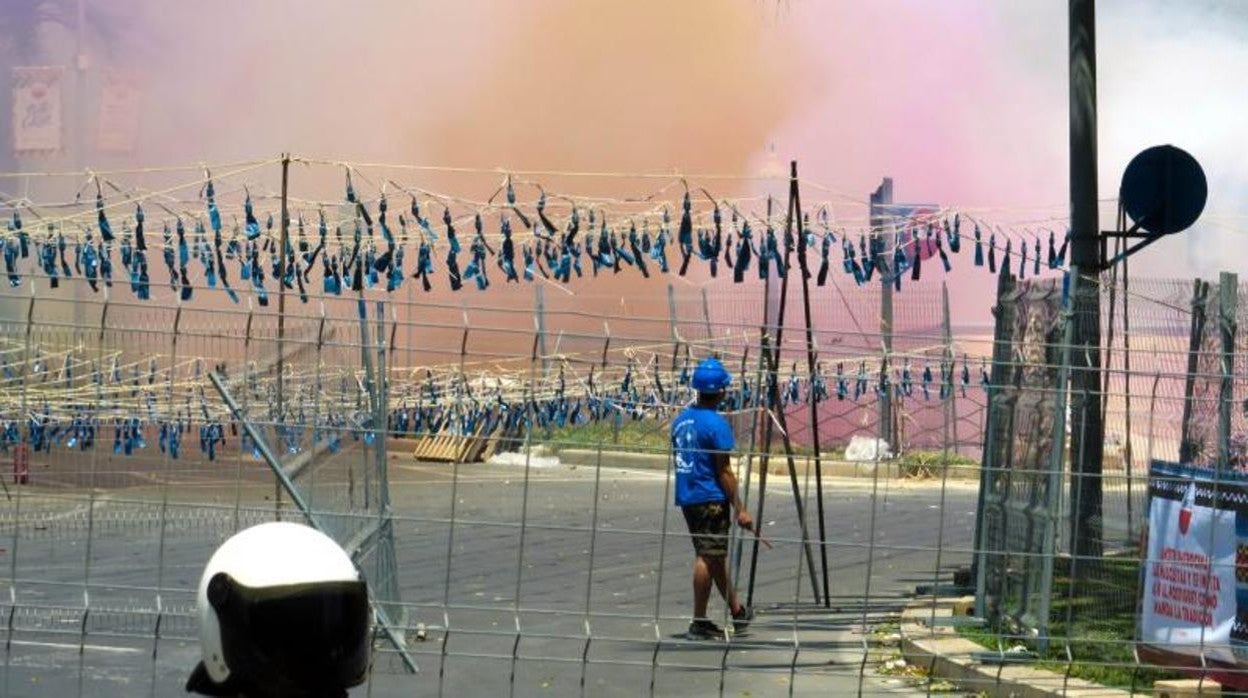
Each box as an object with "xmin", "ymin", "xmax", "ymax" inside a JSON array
[
  {"xmin": 693, "ymin": 556, "xmax": 713, "ymax": 618},
  {"xmin": 705, "ymin": 555, "xmax": 742, "ymax": 616}
]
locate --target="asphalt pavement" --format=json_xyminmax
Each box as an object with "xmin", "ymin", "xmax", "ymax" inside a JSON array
[{"xmin": 0, "ymin": 457, "xmax": 979, "ymax": 697}]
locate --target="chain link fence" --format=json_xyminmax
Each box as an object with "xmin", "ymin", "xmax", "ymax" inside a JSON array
[
  {"xmin": 956, "ymin": 270, "xmax": 1248, "ymax": 693},
  {"xmin": 8, "ymin": 263, "xmax": 1248, "ymax": 695},
  {"xmin": 0, "ymin": 270, "xmax": 994, "ymax": 696}
]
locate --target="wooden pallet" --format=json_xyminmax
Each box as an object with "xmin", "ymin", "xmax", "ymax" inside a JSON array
[{"xmin": 410, "ymin": 422, "xmax": 502, "ymax": 463}]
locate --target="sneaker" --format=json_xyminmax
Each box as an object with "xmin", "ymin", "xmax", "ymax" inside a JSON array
[
  {"xmin": 685, "ymin": 619, "xmax": 725, "ymax": 641},
  {"xmin": 731, "ymin": 606, "xmax": 755, "ymax": 632}
]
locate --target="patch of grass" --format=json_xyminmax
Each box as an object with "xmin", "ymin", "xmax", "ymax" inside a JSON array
[
  {"xmin": 542, "ymin": 420, "xmax": 976, "ymax": 481},
  {"xmin": 894, "ymin": 450, "xmax": 977, "ymax": 479},
  {"xmin": 542, "ymin": 419, "xmax": 845, "ymax": 460},
  {"xmin": 957, "ymin": 555, "xmax": 1183, "ymax": 692},
  {"xmin": 543, "ymin": 420, "xmax": 672, "ymax": 455}
]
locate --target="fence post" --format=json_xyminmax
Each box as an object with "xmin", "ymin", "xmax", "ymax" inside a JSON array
[
  {"xmin": 535, "ymin": 284, "xmax": 552, "ymax": 442},
  {"xmin": 356, "ymin": 295, "xmax": 375, "ymax": 511},
  {"xmin": 6, "ymin": 285, "xmax": 35, "ymax": 607},
  {"xmin": 1179, "ymin": 279, "xmax": 1209, "ymax": 463},
  {"xmin": 18, "ymin": 289, "xmax": 35, "ymax": 486},
  {"xmin": 1218, "ymin": 272, "xmax": 1237, "ymax": 471},
  {"xmin": 731, "ymin": 338, "xmax": 760, "ymax": 585},
  {"xmin": 373, "ymin": 300, "xmax": 400, "ymax": 627},
  {"xmin": 239, "ymin": 303, "xmax": 257, "ymax": 523},
  {"xmin": 80, "ymin": 294, "xmax": 110, "ymax": 602},
  {"xmin": 276, "ymin": 154, "xmax": 290, "ymax": 519},
  {"xmin": 942, "ymin": 282, "xmax": 959, "ymax": 455},
  {"xmin": 667, "ymin": 283, "xmax": 680, "ymax": 437},
  {"xmin": 667, "ymin": 283, "xmax": 679, "ymax": 344},
  {"xmin": 301, "ymin": 303, "xmax": 327, "ymax": 532},
  {"xmin": 1120, "ymin": 254, "xmax": 1135, "ymax": 545},
  {"xmin": 535, "ymin": 284, "xmax": 548, "ymax": 377},
  {"xmin": 153, "ymin": 303, "xmax": 184, "ymax": 618},
  {"xmin": 701, "ymin": 287, "xmax": 714, "ymax": 350}
]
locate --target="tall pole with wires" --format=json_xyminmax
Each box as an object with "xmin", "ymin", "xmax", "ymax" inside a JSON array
[
  {"xmin": 869, "ymin": 179, "xmax": 894, "ymax": 448},
  {"xmin": 72, "ymin": 0, "xmax": 88, "ymax": 337},
  {"xmin": 1068, "ymin": 0, "xmax": 1104, "ymax": 563}
]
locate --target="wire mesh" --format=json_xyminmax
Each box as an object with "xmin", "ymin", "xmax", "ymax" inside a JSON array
[
  {"xmin": 954, "ymin": 270, "xmax": 1248, "ymax": 694},
  {"xmin": 0, "ymin": 267, "xmax": 991, "ymax": 697},
  {"xmin": 11, "ymin": 152, "xmax": 1247, "ymax": 696},
  {"xmin": 8, "ymin": 248, "xmax": 1248, "ymax": 695}
]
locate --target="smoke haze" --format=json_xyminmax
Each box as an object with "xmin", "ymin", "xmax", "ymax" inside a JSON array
[
  {"xmin": 17, "ymin": 0, "xmax": 1248, "ymax": 321},
  {"xmin": 118, "ymin": 0, "xmax": 799, "ymax": 185}
]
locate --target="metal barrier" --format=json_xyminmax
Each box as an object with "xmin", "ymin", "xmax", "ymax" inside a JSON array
[{"xmin": 6, "ymin": 261, "xmax": 1248, "ymax": 695}]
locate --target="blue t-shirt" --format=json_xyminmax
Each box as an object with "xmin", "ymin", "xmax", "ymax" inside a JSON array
[{"xmin": 671, "ymin": 405, "xmax": 735, "ymax": 506}]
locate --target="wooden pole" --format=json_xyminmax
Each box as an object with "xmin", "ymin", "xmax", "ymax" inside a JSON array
[
  {"xmin": 746, "ymin": 161, "xmax": 822, "ymax": 607},
  {"xmin": 745, "ymin": 201, "xmax": 778, "ymax": 605},
  {"xmin": 792, "ymin": 162, "xmax": 830, "ymax": 607}
]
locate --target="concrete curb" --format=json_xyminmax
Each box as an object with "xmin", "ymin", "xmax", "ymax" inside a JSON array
[
  {"xmin": 898, "ymin": 598, "xmax": 1138, "ymax": 697},
  {"xmin": 556, "ymin": 448, "xmax": 901, "ymax": 477},
  {"xmin": 385, "ymin": 438, "xmax": 982, "ymax": 481},
  {"xmin": 556, "ymin": 448, "xmax": 982, "ymax": 480}
]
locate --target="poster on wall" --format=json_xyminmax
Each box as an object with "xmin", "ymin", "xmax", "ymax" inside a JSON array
[
  {"xmin": 11, "ymin": 67, "xmax": 64, "ymax": 154},
  {"xmin": 1141, "ymin": 460, "xmax": 1248, "ymax": 672},
  {"xmin": 97, "ymin": 68, "xmax": 140, "ymax": 153}
]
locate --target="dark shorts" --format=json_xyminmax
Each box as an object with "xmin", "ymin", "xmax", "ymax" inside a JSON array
[{"xmin": 681, "ymin": 501, "xmax": 730, "ymax": 558}]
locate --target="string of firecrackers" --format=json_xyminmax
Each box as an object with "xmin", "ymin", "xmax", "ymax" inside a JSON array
[
  {"xmin": 0, "ymin": 157, "xmax": 1023, "ymax": 462},
  {"xmin": 0, "ymin": 333, "xmax": 994, "ymax": 465},
  {"xmin": 0, "ymin": 316, "xmax": 982, "ymax": 401},
  {"xmin": 0, "ymin": 158, "xmax": 1072, "ymax": 305},
  {"xmin": 0, "ymin": 329, "xmax": 973, "ymax": 416},
  {"xmin": 8, "ymin": 157, "xmax": 1067, "ymax": 254}
]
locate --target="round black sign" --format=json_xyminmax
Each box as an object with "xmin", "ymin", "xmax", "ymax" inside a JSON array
[{"xmin": 1119, "ymin": 145, "xmax": 1207, "ymax": 236}]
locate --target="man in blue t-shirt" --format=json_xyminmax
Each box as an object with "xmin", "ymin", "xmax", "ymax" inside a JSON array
[{"xmin": 672, "ymin": 357, "xmax": 755, "ymax": 640}]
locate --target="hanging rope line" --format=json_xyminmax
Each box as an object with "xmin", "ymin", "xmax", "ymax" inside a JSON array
[{"xmin": 0, "ymin": 155, "xmax": 1076, "ymax": 307}]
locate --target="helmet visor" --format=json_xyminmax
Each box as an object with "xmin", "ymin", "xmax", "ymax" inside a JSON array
[{"xmin": 211, "ymin": 573, "xmax": 371, "ymax": 693}]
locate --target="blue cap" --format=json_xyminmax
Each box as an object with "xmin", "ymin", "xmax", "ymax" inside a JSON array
[{"xmin": 691, "ymin": 358, "xmax": 731, "ymax": 393}]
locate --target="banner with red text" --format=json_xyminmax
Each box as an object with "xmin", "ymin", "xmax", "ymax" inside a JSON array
[{"xmin": 1141, "ymin": 460, "xmax": 1245, "ymax": 664}]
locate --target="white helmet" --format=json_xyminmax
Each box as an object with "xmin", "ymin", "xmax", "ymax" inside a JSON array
[{"xmin": 186, "ymin": 522, "xmax": 371, "ymax": 698}]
